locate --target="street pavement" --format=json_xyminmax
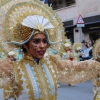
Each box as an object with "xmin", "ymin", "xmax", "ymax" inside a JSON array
[
  {"xmin": 0, "ymin": 81, "xmax": 94, "ymax": 100},
  {"xmin": 57, "ymin": 81, "xmax": 94, "ymax": 100}
]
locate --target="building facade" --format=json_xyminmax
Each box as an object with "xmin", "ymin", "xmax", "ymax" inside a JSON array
[
  {"xmin": 41, "ymin": 0, "xmax": 100, "ymax": 43},
  {"xmin": 55, "ymin": 0, "xmax": 100, "ymax": 43}
]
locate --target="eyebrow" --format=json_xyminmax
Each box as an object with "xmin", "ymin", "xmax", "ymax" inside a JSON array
[{"xmin": 32, "ymin": 38, "xmax": 46, "ymax": 40}]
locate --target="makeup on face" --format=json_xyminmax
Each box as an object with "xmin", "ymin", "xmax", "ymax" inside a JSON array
[
  {"xmin": 32, "ymin": 38, "xmax": 47, "ymax": 44},
  {"xmin": 32, "ymin": 38, "xmax": 48, "ymax": 48},
  {"xmin": 27, "ymin": 33, "xmax": 48, "ymax": 59}
]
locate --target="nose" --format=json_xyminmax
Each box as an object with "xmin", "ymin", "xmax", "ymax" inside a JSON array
[{"xmin": 40, "ymin": 42, "xmax": 45, "ymax": 48}]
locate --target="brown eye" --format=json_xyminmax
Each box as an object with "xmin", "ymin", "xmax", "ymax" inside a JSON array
[
  {"xmin": 43, "ymin": 39, "xmax": 48, "ymax": 44},
  {"xmin": 33, "ymin": 39, "xmax": 40, "ymax": 44}
]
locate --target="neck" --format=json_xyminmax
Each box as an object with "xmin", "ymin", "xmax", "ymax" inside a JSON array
[{"xmin": 34, "ymin": 57, "xmax": 40, "ymax": 64}]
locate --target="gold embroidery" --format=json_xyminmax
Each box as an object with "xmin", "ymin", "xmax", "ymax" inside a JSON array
[
  {"xmin": 0, "ymin": 43, "xmax": 57, "ymax": 100},
  {"xmin": 11, "ymin": 54, "xmax": 58, "ymax": 100},
  {"xmin": 13, "ymin": 62, "xmax": 23, "ymax": 98},
  {"xmin": 37, "ymin": 24, "xmax": 44, "ymax": 31}
]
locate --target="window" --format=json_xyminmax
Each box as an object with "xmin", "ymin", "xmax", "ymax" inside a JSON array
[{"xmin": 48, "ymin": 0, "xmax": 75, "ymax": 10}]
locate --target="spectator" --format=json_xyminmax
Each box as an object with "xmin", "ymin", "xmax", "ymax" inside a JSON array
[{"xmin": 81, "ymin": 44, "xmax": 92, "ymax": 61}]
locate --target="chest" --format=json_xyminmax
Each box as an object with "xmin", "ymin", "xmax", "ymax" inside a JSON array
[{"xmin": 15, "ymin": 61, "xmax": 57, "ymax": 100}]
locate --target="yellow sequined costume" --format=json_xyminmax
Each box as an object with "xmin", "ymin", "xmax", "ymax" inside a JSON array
[
  {"xmin": 0, "ymin": 54, "xmax": 100, "ymax": 100},
  {"xmin": 0, "ymin": 0, "xmax": 100, "ymax": 100},
  {"xmin": 93, "ymin": 39, "xmax": 100, "ymax": 100},
  {"xmin": 0, "ymin": 55, "xmax": 57, "ymax": 100},
  {"xmin": 61, "ymin": 41, "xmax": 73, "ymax": 61}
]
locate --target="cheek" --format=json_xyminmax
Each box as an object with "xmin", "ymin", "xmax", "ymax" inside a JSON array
[
  {"xmin": 28, "ymin": 43, "xmax": 37, "ymax": 53},
  {"xmin": 31, "ymin": 44, "xmax": 37, "ymax": 51},
  {"xmin": 45, "ymin": 43, "xmax": 48, "ymax": 48}
]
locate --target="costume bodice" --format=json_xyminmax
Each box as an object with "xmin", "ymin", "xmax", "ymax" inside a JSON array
[
  {"xmin": 9, "ymin": 56, "xmax": 58, "ymax": 100},
  {"xmin": 2, "ymin": 55, "xmax": 100, "ymax": 100}
]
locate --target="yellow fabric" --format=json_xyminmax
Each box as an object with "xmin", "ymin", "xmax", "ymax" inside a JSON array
[
  {"xmin": 93, "ymin": 78, "xmax": 100, "ymax": 100},
  {"xmin": 93, "ymin": 38, "xmax": 100, "ymax": 62},
  {"xmin": 94, "ymin": 91, "xmax": 100, "ymax": 100},
  {"xmin": 0, "ymin": 54, "xmax": 100, "ymax": 99},
  {"xmin": 50, "ymin": 54, "xmax": 100, "ymax": 85},
  {"xmin": 3, "ymin": 54, "xmax": 58, "ymax": 100},
  {"xmin": 72, "ymin": 42, "xmax": 82, "ymax": 51},
  {"xmin": 73, "ymin": 51, "xmax": 82, "ymax": 62}
]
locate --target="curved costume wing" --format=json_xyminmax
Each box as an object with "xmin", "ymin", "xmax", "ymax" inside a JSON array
[
  {"xmin": 0, "ymin": 59, "xmax": 15, "ymax": 99},
  {"xmin": 0, "ymin": 59, "xmax": 14, "ymax": 88},
  {"xmin": 93, "ymin": 39, "xmax": 100, "ymax": 62},
  {"xmin": 0, "ymin": 43, "xmax": 14, "ymax": 88},
  {"xmin": 92, "ymin": 39, "xmax": 100, "ymax": 100}
]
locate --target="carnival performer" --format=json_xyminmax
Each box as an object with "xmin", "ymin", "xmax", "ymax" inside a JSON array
[
  {"xmin": 59, "ymin": 40, "xmax": 74, "ymax": 86},
  {"xmin": 8, "ymin": 51, "xmax": 16, "ymax": 61},
  {"xmin": 0, "ymin": 0, "xmax": 100, "ymax": 100},
  {"xmin": 72, "ymin": 42, "xmax": 83, "ymax": 62},
  {"xmin": 61, "ymin": 42, "xmax": 73, "ymax": 61}
]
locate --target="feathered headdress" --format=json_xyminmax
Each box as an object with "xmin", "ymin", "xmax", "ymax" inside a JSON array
[{"xmin": 72, "ymin": 42, "xmax": 82, "ymax": 51}]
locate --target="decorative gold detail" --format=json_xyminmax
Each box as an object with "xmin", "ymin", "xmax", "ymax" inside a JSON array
[
  {"xmin": 19, "ymin": 25, "xmax": 33, "ymax": 42},
  {"xmin": 14, "ymin": 54, "xmax": 58, "ymax": 100},
  {"xmin": 0, "ymin": 0, "xmax": 65, "ymax": 53},
  {"xmin": 37, "ymin": 24, "xmax": 44, "ymax": 31},
  {"xmin": 50, "ymin": 54, "xmax": 100, "ymax": 85},
  {"xmin": 93, "ymin": 39, "xmax": 100, "ymax": 62},
  {"xmin": 13, "ymin": 62, "xmax": 23, "ymax": 98}
]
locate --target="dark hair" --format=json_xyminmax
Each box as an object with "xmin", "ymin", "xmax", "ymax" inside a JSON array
[
  {"xmin": 21, "ymin": 45, "xmax": 27, "ymax": 53},
  {"xmin": 82, "ymin": 40, "xmax": 85, "ymax": 43},
  {"xmin": 21, "ymin": 32, "xmax": 49, "ymax": 53}
]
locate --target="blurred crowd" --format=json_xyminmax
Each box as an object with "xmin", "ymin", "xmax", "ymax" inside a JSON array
[
  {"xmin": 45, "ymin": 38, "xmax": 97, "ymax": 62},
  {"xmin": 80, "ymin": 39, "xmax": 95, "ymax": 61}
]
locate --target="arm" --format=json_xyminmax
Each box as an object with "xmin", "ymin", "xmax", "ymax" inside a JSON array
[
  {"xmin": 50, "ymin": 54, "xmax": 100, "ymax": 71},
  {"xmin": 50, "ymin": 54, "xmax": 100, "ymax": 85},
  {"xmin": 0, "ymin": 59, "xmax": 14, "ymax": 88}
]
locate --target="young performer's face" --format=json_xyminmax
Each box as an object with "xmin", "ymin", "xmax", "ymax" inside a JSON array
[
  {"xmin": 27, "ymin": 33, "xmax": 48, "ymax": 59},
  {"xmin": 8, "ymin": 55, "xmax": 15, "ymax": 61}
]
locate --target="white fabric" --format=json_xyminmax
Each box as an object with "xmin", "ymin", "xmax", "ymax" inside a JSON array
[
  {"xmin": 64, "ymin": 43, "xmax": 71, "ymax": 47},
  {"xmin": 44, "ymin": 53, "xmax": 49, "ymax": 58},
  {"xmin": 22, "ymin": 15, "xmax": 55, "ymax": 29},
  {"xmin": 76, "ymin": 47, "xmax": 81, "ymax": 50},
  {"xmin": 8, "ymin": 51, "xmax": 15, "ymax": 56},
  {"xmin": 16, "ymin": 61, "xmax": 56, "ymax": 100},
  {"xmin": 17, "ymin": 66, "xmax": 29, "ymax": 100},
  {"xmin": 82, "ymin": 47, "xmax": 92, "ymax": 57}
]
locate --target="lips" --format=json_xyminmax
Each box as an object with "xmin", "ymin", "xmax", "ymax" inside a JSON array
[{"xmin": 37, "ymin": 50, "xmax": 45, "ymax": 55}]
